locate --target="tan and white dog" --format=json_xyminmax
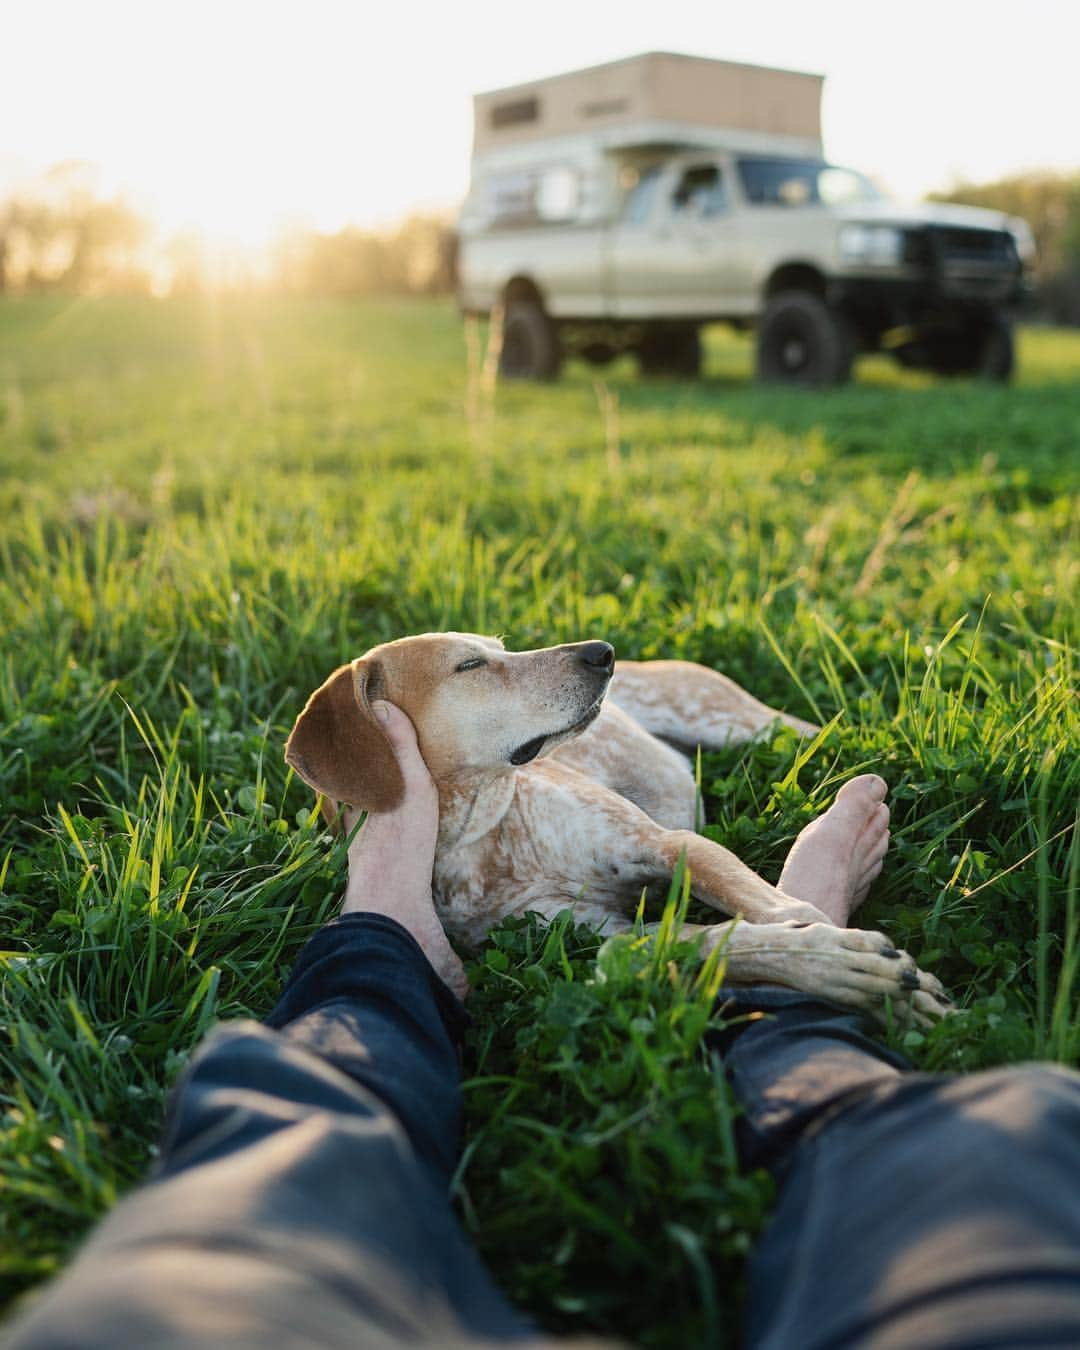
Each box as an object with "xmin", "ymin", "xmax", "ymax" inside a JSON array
[{"xmin": 285, "ymin": 633, "xmax": 949, "ymax": 1022}]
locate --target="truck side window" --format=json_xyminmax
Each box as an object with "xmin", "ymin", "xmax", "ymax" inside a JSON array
[
  {"xmin": 736, "ymin": 158, "xmax": 880, "ymax": 208},
  {"xmin": 621, "ymin": 165, "xmax": 662, "ymax": 226},
  {"xmin": 672, "ymin": 165, "xmax": 728, "ymax": 217}
]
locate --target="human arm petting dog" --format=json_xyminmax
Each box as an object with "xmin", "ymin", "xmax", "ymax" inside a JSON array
[{"xmin": 284, "ymin": 632, "xmax": 949, "ymax": 1023}]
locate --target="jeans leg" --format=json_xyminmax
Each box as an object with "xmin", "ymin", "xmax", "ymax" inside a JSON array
[
  {"xmin": 5, "ymin": 913, "xmax": 533, "ymax": 1348},
  {"xmin": 713, "ymin": 989, "xmax": 1080, "ymax": 1350},
  {"xmin": 710, "ymin": 986, "xmax": 912, "ymax": 1175},
  {"xmin": 260, "ymin": 910, "xmax": 471, "ymax": 1187}
]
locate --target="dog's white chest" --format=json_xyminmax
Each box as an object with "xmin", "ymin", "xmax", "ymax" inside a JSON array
[{"xmin": 431, "ymin": 760, "xmax": 650, "ymax": 944}]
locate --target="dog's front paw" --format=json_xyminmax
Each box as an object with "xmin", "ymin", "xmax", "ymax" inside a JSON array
[{"xmin": 791, "ymin": 923, "xmax": 954, "ymax": 1029}]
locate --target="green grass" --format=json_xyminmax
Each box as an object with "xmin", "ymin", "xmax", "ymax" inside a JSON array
[{"xmin": 1, "ymin": 296, "xmax": 1078, "ymax": 1345}]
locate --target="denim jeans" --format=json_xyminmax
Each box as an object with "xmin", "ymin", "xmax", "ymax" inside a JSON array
[
  {"xmin": 715, "ymin": 988, "xmax": 1080, "ymax": 1348},
  {"xmin": 7, "ymin": 914, "xmax": 1080, "ymax": 1348}
]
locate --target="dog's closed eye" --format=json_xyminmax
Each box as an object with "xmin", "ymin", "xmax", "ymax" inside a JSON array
[{"xmin": 455, "ymin": 658, "xmax": 488, "ymax": 673}]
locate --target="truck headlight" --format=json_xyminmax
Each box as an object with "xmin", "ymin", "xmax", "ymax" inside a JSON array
[
  {"xmin": 1007, "ymin": 216, "xmax": 1036, "ymax": 266},
  {"xmin": 839, "ymin": 224, "xmax": 904, "ymax": 267}
]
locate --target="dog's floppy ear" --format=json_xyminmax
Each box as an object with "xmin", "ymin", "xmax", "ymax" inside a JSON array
[{"xmin": 284, "ymin": 659, "xmax": 404, "ymax": 811}]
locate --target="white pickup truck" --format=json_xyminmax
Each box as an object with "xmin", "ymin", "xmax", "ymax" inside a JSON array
[{"xmin": 458, "ymin": 53, "xmax": 1031, "ymax": 384}]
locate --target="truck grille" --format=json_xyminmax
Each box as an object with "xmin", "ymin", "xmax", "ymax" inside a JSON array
[
  {"xmin": 932, "ymin": 227, "xmax": 1017, "ymax": 266},
  {"xmin": 926, "ymin": 226, "xmax": 1020, "ymax": 301}
]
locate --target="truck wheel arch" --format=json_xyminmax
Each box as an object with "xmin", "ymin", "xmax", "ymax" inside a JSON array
[
  {"xmin": 502, "ymin": 275, "xmax": 548, "ymax": 310},
  {"xmin": 763, "ymin": 263, "xmax": 828, "ymax": 301}
]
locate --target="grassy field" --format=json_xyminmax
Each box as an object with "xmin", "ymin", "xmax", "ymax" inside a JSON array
[{"xmin": 1, "ymin": 296, "xmax": 1078, "ymax": 1345}]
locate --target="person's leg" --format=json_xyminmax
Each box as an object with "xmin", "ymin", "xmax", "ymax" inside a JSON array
[
  {"xmin": 743, "ymin": 1051, "xmax": 1080, "ymax": 1350},
  {"xmin": 713, "ymin": 779, "xmax": 1080, "ymax": 1349},
  {"xmin": 5, "ymin": 704, "xmax": 535, "ymax": 1349}
]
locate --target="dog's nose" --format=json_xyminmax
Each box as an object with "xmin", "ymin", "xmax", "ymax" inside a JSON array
[{"xmin": 577, "ymin": 641, "xmax": 615, "ymax": 673}]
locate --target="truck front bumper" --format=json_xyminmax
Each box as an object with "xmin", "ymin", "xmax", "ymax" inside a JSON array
[
  {"xmin": 829, "ymin": 224, "xmax": 1027, "ymax": 325},
  {"xmin": 830, "ymin": 273, "xmax": 1027, "ymax": 315}
]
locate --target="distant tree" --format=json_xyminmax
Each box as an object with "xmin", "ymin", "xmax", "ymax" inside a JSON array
[
  {"xmin": 60, "ymin": 197, "xmax": 148, "ymax": 292},
  {"xmin": 304, "ymin": 227, "xmax": 401, "ymax": 295},
  {"xmin": 273, "ymin": 215, "xmax": 456, "ymax": 298},
  {"xmin": 391, "ymin": 215, "xmax": 457, "ymax": 294},
  {"xmin": 165, "ymin": 232, "xmax": 211, "ymax": 295},
  {"xmin": 0, "ymin": 162, "xmax": 149, "ymax": 294},
  {"xmin": 4, "ymin": 198, "xmax": 66, "ymax": 290},
  {"xmin": 0, "ymin": 206, "xmax": 8, "ymax": 293},
  {"xmin": 1059, "ymin": 181, "xmax": 1080, "ymax": 268},
  {"xmin": 0, "ymin": 160, "xmax": 456, "ymax": 298}
]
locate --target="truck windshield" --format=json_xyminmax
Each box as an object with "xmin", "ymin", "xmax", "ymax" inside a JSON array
[{"xmin": 737, "ymin": 158, "xmax": 881, "ymax": 207}]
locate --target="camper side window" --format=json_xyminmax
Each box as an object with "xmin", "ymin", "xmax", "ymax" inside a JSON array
[
  {"xmin": 487, "ymin": 172, "xmax": 535, "ymax": 225},
  {"xmin": 536, "ymin": 168, "xmax": 579, "ymax": 221},
  {"xmin": 672, "ymin": 165, "xmax": 728, "ymax": 217},
  {"xmin": 486, "ymin": 168, "xmax": 580, "ymax": 226}
]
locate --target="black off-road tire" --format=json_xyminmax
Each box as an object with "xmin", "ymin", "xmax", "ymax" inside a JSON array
[
  {"xmin": 579, "ymin": 340, "xmax": 618, "ymax": 367},
  {"xmin": 637, "ymin": 325, "xmax": 702, "ymax": 378},
  {"xmin": 977, "ymin": 314, "xmax": 1016, "ymax": 382},
  {"xmin": 756, "ymin": 291, "xmax": 855, "ymax": 386},
  {"xmin": 498, "ymin": 300, "xmax": 563, "ymax": 381},
  {"xmin": 895, "ymin": 343, "xmax": 924, "ymax": 370},
  {"xmin": 903, "ymin": 315, "xmax": 1015, "ymax": 382}
]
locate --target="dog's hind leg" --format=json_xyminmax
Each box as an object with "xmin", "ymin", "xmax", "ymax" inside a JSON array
[{"xmin": 609, "ymin": 660, "xmax": 818, "ymax": 752}]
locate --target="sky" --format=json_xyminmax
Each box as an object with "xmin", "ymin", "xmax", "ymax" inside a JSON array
[{"xmin": 4, "ymin": 0, "xmax": 1078, "ymax": 247}]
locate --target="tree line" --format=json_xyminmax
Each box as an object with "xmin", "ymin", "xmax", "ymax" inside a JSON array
[
  {"xmin": 0, "ymin": 163, "xmax": 456, "ymax": 299},
  {"xmin": 2, "ymin": 161, "xmax": 1079, "ymax": 321}
]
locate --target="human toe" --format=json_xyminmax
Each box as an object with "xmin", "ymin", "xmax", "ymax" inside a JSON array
[
  {"xmin": 862, "ymin": 802, "xmax": 891, "ymax": 841},
  {"xmin": 835, "ymin": 774, "xmax": 888, "ymax": 811}
]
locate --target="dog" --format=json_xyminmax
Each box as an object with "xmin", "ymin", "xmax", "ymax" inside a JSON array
[{"xmin": 285, "ymin": 633, "xmax": 949, "ymax": 1022}]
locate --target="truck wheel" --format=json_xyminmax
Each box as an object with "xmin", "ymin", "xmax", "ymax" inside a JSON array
[
  {"xmin": 579, "ymin": 340, "xmax": 618, "ymax": 366},
  {"xmin": 978, "ymin": 315, "xmax": 1015, "ymax": 382},
  {"xmin": 498, "ymin": 301, "xmax": 562, "ymax": 381},
  {"xmin": 756, "ymin": 292, "xmax": 854, "ymax": 386},
  {"xmin": 638, "ymin": 325, "xmax": 702, "ymax": 377},
  {"xmin": 918, "ymin": 317, "xmax": 1015, "ymax": 382}
]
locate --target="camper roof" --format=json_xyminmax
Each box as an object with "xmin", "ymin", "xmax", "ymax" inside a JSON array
[{"xmin": 473, "ymin": 51, "xmax": 824, "ymax": 155}]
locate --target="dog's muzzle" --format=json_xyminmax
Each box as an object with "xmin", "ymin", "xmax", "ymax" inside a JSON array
[{"xmin": 509, "ymin": 695, "xmax": 606, "ymax": 766}]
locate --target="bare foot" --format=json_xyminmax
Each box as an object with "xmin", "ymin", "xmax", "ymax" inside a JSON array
[
  {"xmin": 767, "ymin": 775, "xmax": 952, "ymax": 1025},
  {"xmin": 777, "ymin": 774, "xmax": 891, "ymax": 926},
  {"xmin": 341, "ymin": 701, "xmax": 468, "ymax": 1002}
]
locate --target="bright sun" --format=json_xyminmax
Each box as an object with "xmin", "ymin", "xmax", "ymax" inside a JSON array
[{"xmin": 137, "ymin": 146, "xmax": 311, "ymax": 253}]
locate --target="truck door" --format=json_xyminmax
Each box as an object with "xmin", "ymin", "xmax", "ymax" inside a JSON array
[{"xmin": 611, "ymin": 159, "xmax": 741, "ymax": 318}]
